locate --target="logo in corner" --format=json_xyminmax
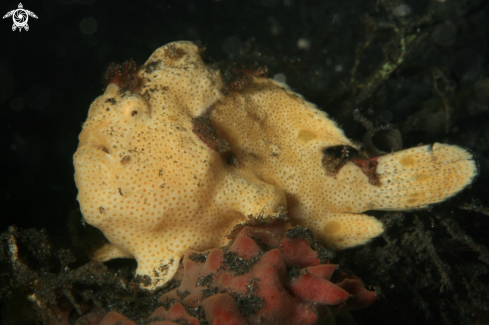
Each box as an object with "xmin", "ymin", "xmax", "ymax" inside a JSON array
[{"xmin": 3, "ymin": 3, "xmax": 37, "ymax": 32}]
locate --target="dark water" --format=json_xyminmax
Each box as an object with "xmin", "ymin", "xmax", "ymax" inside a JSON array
[{"xmin": 1, "ymin": 0, "xmax": 488, "ymax": 324}]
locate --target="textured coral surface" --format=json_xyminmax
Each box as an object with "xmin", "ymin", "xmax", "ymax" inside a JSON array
[
  {"xmin": 95, "ymin": 223, "xmax": 376, "ymax": 325},
  {"xmin": 73, "ymin": 41, "xmax": 477, "ymax": 288}
]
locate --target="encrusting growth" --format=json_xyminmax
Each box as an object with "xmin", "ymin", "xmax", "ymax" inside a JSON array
[
  {"xmin": 98, "ymin": 223, "xmax": 377, "ymax": 324},
  {"xmin": 73, "ymin": 41, "xmax": 477, "ymax": 289}
]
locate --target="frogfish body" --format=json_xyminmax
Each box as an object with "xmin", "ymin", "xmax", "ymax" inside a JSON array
[{"xmin": 74, "ymin": 41, "xmax": 477, "ymax": 288}]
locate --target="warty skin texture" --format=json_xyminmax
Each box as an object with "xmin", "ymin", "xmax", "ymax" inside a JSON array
[{"xmin": 73, "ymin": 41, "xmax": 477, "ymax": 289}]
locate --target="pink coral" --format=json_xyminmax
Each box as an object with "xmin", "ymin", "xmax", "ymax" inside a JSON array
[{"xmin": 96, "ymin": 222, "xmax": 376, "ymax": 325}]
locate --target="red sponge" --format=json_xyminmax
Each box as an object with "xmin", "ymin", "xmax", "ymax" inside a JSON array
[{"xmin": 98, "ymin": 223, "xmax": 377, "ymax": 325}]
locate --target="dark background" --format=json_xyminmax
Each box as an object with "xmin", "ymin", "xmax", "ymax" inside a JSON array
[{"xmin": 1, "ymin": 0, "xmax": 489, "ymax": 324}]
